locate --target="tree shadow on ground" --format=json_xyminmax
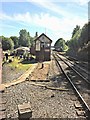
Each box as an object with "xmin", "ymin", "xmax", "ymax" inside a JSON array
[
  {"xmin": 49, "ymin": 73, "xmax": 72, "ymax": 90},
  {"xmin": 65, "ymin": 64, "xmax": 90, "ymax": 93},
  {"xmin": 20, "ymin": 58, "xmax": 38, "ymax": 64}
]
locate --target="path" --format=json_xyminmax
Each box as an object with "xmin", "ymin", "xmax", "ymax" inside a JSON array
[{"xmin": 0, "ymin": 63, "xmax": 37, "ymax": 91}]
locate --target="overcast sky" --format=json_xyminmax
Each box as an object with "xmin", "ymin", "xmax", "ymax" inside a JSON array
[{"xmin": 0, "ymin": 0, "xmax": 89, "ymax": 45}]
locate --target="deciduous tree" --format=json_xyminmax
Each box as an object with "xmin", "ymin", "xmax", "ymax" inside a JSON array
[
  {"xmin": 1, "ymin": 36, "xmax": 14, "ymax": 51},
  {"xmin": 10, "ymin": 36, "xmax": 19, "ymax": 48},
  {"xmin": 18, "ymin": 29, "xmax": 31, "ymax": 47}
]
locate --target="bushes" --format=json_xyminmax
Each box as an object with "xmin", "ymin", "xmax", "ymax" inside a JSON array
[{"xmin": 1, "ymin": 36, "xmax": 14, "ymax": 51}]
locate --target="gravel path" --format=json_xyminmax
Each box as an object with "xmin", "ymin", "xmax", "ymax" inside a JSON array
[{"xmin": 1, "ymin": 55, "xmax": 86, "ymax": 119}]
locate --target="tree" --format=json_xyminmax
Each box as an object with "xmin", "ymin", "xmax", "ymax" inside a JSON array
[
  {"xmin": 18, "ymin": 29, "xmax": 31, "ymax": 47},
  {"xmin": 71, "ymin": 29, "xmax": 81, "ymax": 50},
  {"xmin": 78, "ymin": 23, "xmax": 89, "ymax": 48},
  {"xmin": 66, "ymin": 22, "xmax": 90, "ymax": 60},
  {"xmin": 35, "ymin": 32, "xmax": 38, "ymax": 38},
  {"xmin": 10, "ymin": 36, "xmax": 19, "ymax": 48},
  {"xmin": 1, "ymin": 36, "xmax": 14, "ymax": 51},
  {"xmin": 72, "ymin": 25, "xmax": 80, "ymax": 38},
  {"xmin": 54, "ymin": 38, "xmax": 68, "ymax": 51},
  {"xmin": 30, "ymin": 37, "xmax": 34, "ymax": 47}
]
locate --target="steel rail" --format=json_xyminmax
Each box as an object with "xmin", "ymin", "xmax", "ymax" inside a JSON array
[
  {"xmin": 56, "ymin": 53, "xmax": 90, "ymax": 84},
  {"xmin": 53, "ymin": 53, "xmax": 90, "ymax": 120},
  {"xmin": 60, "ymin": 53, "xmax": 89, "ymax": 76}
]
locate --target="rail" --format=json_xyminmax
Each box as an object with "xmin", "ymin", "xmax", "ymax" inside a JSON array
[{"xmin": 53, "ymin": 53, "xmax": 90, "ymax": 120}]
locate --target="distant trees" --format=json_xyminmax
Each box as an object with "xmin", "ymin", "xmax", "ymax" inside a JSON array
[
  {"xmin": 10, "ymin": 36, "xmax": 19, "ymax": 49},
  {"xmin": 54, "ymin": 38, "xmax": 68, "ymax": 51},
  {"xmin": 1, "ymin": 36, "xmax": 14, "ymax": 51},
  {"xmin": 66, "ymin": 22, "xmax": 89, "ymax": 60},
  {"xmin": 1, "ymin": 29, "xmax": 37, "ymax": 51},
  {"xmin": 35, "ymin": 32, "xmax": 38, "ymax": 38},
  {"xmin": 78, "ymin": 23, "xmax": 89, "ymax": 48},
  {"xmin": 68, "ymin": 23, "xmax": 89, "ymax": 51},
  {"xmin": 54, "ymin": 22, "xmax": 89, "ymax": 60},
  {"xmin": 30, "ymin": 37, "xmax": 34, "ymax": 47},
  {"xmin": 18, "ymin": 29, "xmax": 31, "ymax": 47},
  {"xmin": 72, "ymin": 25, "xmax": 80, "ymax": 38},
  {"xmin": 68, "ymin": 29, "xmax": 81, "ymax": 52}
]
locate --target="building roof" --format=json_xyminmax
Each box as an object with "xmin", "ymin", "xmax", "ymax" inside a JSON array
[
  {"xmin": 14, "ymin": 47, "xmax": 30, "ymax": 51},
  {"xmin": 34, "ymin": 33, "xmax": 52, "ymax": 43}
]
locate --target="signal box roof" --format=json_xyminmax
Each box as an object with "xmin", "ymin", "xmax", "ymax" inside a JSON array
[{"xmin": 34, "ymin": 33, "xmax": 52, "ymax": 43}]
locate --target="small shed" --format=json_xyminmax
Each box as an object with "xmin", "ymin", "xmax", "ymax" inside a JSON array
[
  {"xmin": 13, "ymin": 47, "xmax": 30, "ymax": 56},
  {"xmin": 34, "ymin": 33, "xmax": 52, "ymax": 61}
]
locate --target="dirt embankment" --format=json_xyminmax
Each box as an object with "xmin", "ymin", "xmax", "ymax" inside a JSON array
[{"xmin": 30, "ymin": 62, "xmax": 50, "ymax": 81}]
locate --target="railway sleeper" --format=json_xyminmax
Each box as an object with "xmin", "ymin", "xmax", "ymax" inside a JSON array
[{"xmin": 53, "ymin": 54, "xmax": 90, "ymax": 120}]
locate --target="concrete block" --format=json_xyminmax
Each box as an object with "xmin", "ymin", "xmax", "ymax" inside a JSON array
[
  {"xmin": 76, "ymin": 110, "xmax": 85, "ymax": 116},
  {"xmin": 18, "ymin": 103, "xmax": 32, "ymax": 119},
  {"xmin": 74, "ymin": 102, "xmax": 82, "ymax": 108}
]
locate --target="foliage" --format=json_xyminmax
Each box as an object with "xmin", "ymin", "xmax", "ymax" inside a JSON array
[
  {"xmin": 68, "ymin": 29, "xmax": 81, "ymax": 51},
  {"xmin": 66, "ymin": 22, "xmax": 89, "ymax": 59},
  {"xmin": 8, "ymin": 57, "xmax": 32, "ymax": 71},
  {"xmin": 30, "ymin": 37, "xmax": 34, "ymax": 47},
  {"xmin": 18, "ymin": 29, "xmax": 31, "ymax": 47},
  {"xmin": 35, "ymin": 32, "xmax": 38, "ymax": 38},
  {"xmin": 78, "ymin": 23, "xmax": 89, "ymax": 48},
  {"xmin": 1, "ymin": 36, "xmax": 14, "ymax": 51},
  {"xmin": 54, "ymin": 38, "xmax": 68, "ymax": 51},
  {"xmin": 10, "ymin": 36, "xmax": 19, "ymax": 48},
  {"xmin": 72, "ymin": 25, "xmax": 80, "ymax": 38},
  {"xmin": 1, "ymin": 29, "xmax": 35, "ymax": 51}
]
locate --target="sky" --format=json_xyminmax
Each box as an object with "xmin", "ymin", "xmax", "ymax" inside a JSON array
[{"xmin": 0, "ymin": 0, "xmax": 89, "ymax": 45}]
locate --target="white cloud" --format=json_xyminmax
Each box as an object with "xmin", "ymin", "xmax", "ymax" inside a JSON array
[
  {"xmin": 27, "ymin": 0, "xmax": 89, "ymax": 5},
  {"xmin": 0, "ymin": 0, "xmax": 89, "ymax": 5},
  {"xmin": 0, "ymin": 0, "xmax": 88, "ymax": 43},
  {"xmin": 78, "ymin": 0, "xmax": 89, "ymax": 5},
  {"xmin": 0, "ymin": 24, "xmax": 17, "ymax": 29},
  {"xmin": 0, "ymin": 0, "xmax": 88, "ymax": 45},
  {"xmin": 0, "ymin": 12, "xmax": 12, "ymax": 20},
  {"xmin": 27, "ymin": 0, "xmax": 76, "ymax": 18},
  {"xmin": 0, "ymin": 11, "xmax": 87, "ymax": 42}
]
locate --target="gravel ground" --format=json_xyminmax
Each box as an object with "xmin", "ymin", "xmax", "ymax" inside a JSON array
[
  {"xmin": 5, "ymin": 81, "xmax": 79, "ymax": 119},
  {"xmin": 1, "ymin": 55, "xmax": 86, "ymax": 119},
  {"xmin": 2, "ymin": 64, "xmax": 25, "ymax": 83},
  {"xmin": 57, "ymin": 54, "xmax": 90, "ymax": 109}
]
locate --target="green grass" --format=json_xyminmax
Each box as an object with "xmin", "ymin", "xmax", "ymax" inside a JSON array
[{"xmin": 8, "ymin": 57, "xmax": 32, "ymax": 71}]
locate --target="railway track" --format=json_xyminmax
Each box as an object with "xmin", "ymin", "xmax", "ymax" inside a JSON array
[
  {"xmin": 53, "ymin": 52, "xmax": 90, "ymax": 120},
  {"xmin": 63, "ymin": 54, "xmax": 88, "ymax": 67},
  {"xmin": 57, "ymin": 52, "xmax": 89, "ymax": 83},
  {"xmin": 58, "ymin": 52, "xmax": 88, "ymax": 70},
  {"xmin": 64, "ymin": 55, "xmax": 88, "ymax": 73}
]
